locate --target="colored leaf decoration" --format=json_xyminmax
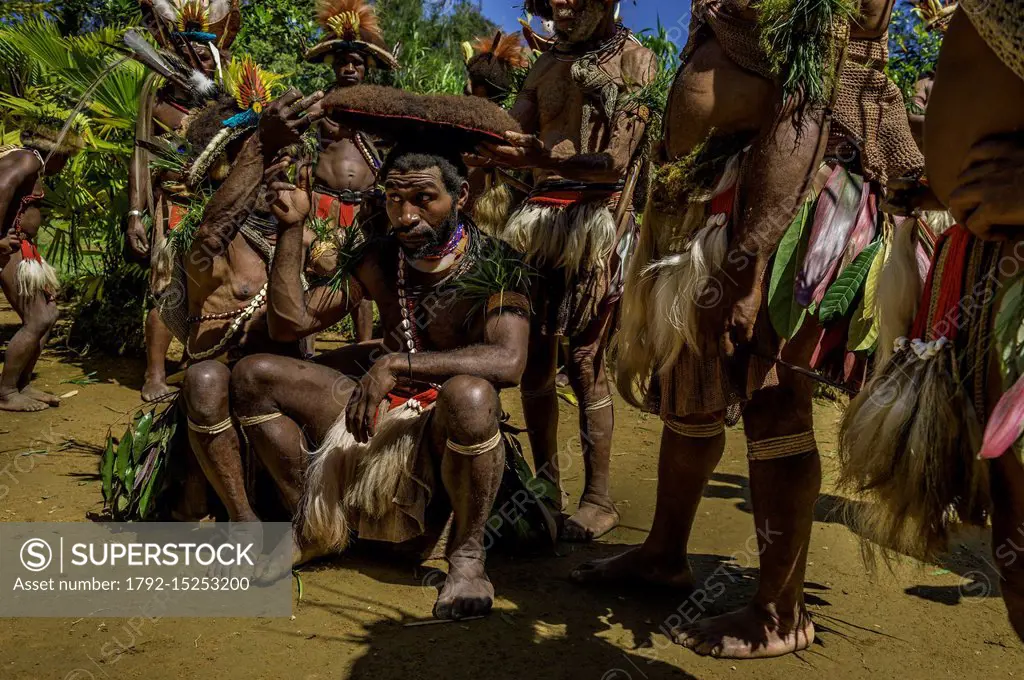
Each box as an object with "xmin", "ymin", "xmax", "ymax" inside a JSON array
[
  {"xmin": 795, "ymin": 166, "xmax": 865, "ymax": 306},
  {"xmin": 996, "ymin": 275, "xmax": 1024, "ymax": 386},
  {"xmin": 819, "ymin": 239, "xmax": 882, "ymax": 323},
  {"xmin": 847, "ymin": 229, "xmax": 889, "ymax": 352},
  {"xmin": 769, "ymin": 198, "xmax": 814, "ymax": 340},
  {"xmin": 979, "ymin": 373, "xmax": 1024, "ymax": 460}
]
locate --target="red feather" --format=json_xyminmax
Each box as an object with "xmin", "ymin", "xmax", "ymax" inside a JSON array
[
  {"xmin": 979, "ymin": 373, "xmax": 1024, "ymax": 459},
  {"xmin": 795, "ymin": 165, "xmax": 865, "ymax": 306}
]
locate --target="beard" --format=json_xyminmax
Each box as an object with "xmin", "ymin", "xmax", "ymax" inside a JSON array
[
  {"xmin": 555, "ymin": 0, "xmax": 608, "ymax": 43},
  {"xmin": 404, "ymin": 208, "xmax": 460, "ymax": 260}
]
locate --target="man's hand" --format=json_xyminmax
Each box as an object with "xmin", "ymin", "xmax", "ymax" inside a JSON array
[
  {"xmin": 0, "ymin": 230, "xmax": 21, "ymax": 256},
  {"xmin": 949, "ymin": 135, "xmax": 1024, "ymax": 240},
  {"xmin": 696, "ymin": 262, "xmax": 763, "ymax": 358},
  {"xmin": 345, "ymin": 357, "xmax": 398, "ymax": 444},
  {"xmin": 258, "ymin": 89, "xmax": 324, "ymax": 156},
  {"xmin": 882, "ymin": 176, "xmax": 944, "ymax": 217},
  {"xmin": 266, "ymin": 158, "xmax": 311, "ymax": 228},
  {"xmin": 126, "ymin": 214, "xmax": 150, "ymax": 259},
  {"xmin": 471, "ymin": 131, "xmax": 549, "ymax": 170}
]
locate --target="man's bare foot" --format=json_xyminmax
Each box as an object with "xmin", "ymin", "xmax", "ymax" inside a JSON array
[
  {"xmin": 571, "ymin": 546, "xmax": 694, "ymax": 590},
  {"xmin": 670, "ymin": 603, "xmax": 815, "ymax": 659},
  {"xmin": 561, "ymin": 496, "xmax": 620, "ymax": 542},
  {"xmin": 141, "ymin": 375, "xmax": 176, "ymax": 402},
  {"xmin": 433, "ymin": 555, "xmax": 494, "ymax": 620},
  {"xmin": 20, "ymin": 386, "xmax": 59, "ymax": 406},
  {"xmin": 0, "ymin": 391, "xmax": 48, "ymax": 412}
]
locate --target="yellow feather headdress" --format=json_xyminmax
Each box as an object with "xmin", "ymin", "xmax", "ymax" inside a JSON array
[{"xmin": 305, "ymin": 0, "xmax": 399, "ymax": 69}]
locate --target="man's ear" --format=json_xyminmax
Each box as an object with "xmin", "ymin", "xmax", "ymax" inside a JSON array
[{"xmin": 457, "ymin": 179, "xmax": 470, "ymax": 211}]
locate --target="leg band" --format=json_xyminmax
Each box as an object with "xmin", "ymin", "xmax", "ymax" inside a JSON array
[
  {"xmin": 584, "ymin": 394, "xmax": 614, "ymax": 412},
  {"xmin": 447, "ymin": 430, "xmax": 502, "ymax": 456},
  {"xmin": 237, "ymin": 412, "xmax": 284, "ymax": 428},
  {"xmin": 663, "ymin": 417, "xmax": 725, "ymax": 439},
  {"xmin": 746, "ymin": 431, "xmax": 817, "ymax": 461},
  {"xmin": 187, "ymin": 417, "xmax": 234, "ymax": 436}
]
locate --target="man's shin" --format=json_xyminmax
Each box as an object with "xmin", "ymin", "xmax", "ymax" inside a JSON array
[{"xmin": 441, "ymin": 433, "xmax": 504, "ymax": 561}]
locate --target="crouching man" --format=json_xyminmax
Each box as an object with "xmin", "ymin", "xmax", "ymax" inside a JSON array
[{"xmin": 230, "ymin": 140, "xmax": 531, "ymax": 620}]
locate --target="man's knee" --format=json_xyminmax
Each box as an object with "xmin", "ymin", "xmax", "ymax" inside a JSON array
[
  {"xmin": 230, "ymin": 354, "xmax": 281, "ymax": 407},
  {"xmin": 182, "ymin": 361, "xmax": 231, "ymax": 415},
  {"xmin": 24, "ymin": 301, "xmax": 57, "ymax": 334},
  {"xmin": 440, "ymin": 375, "xmax": 500, "ymax": 444}
]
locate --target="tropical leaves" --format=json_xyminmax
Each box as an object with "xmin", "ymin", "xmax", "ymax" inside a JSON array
[
  {"xmin": 102, "ymin": 398, "xmax": 184, "ymax": 520},
  {"xmin": 768, "ymin": 197, "xmax": 814, "ymax": 340},
  {"xmin": 819, "ymin": 239, "xmax": 882, "ymax": 322}
]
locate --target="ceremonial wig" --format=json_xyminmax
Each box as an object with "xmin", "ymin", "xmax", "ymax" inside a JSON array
[
  {"xmin": 524, "ymin": 0, "xmax": 616, "ymax": 21},
  {"xmin": 464, "ymin": 31, "xmax": 530, "ymax": 103},
  {"xmin": 305, "ymin": 0, "xmax": 399, "ymax": 70},
  {"xmin": 319, "ymin": 84, "xmax": 522, "ymax": 147}
]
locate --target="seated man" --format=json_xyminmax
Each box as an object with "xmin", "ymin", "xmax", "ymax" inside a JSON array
[{"xmin": 229, "ymin": 138, "xmax": 531, "ymax": 620}]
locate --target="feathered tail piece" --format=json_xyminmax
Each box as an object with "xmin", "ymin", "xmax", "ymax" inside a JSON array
[
  {"xmin": 838, "ymin": 225, "xmax": 991, "ymax": 562},
  {"xmin": 876, "ymin": 216, "xmax": 924, "ymax": 368},
  {"xmin": 16, "ymin": 240, "xmax": 59, "ymax": 300},
  {"xmin": 614, "ymin": 154, "xmax": 737, "ymax": 408}
]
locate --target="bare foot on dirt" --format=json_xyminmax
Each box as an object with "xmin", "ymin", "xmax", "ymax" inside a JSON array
[
  {"xmin": 433, "ymin": 555, "xmax": 494, "ymax": 620},
  {"xmin": 20, "ymin": 386, "xmax": 59, "ymax": 406},
  {"xmin": 141, "ymin": 376, "xmax": 176, "ymax": 402},
  {"xmin": 571, "ymin": 546, "xmax": 695, "ymax": 590},
  {"xmin": 561, "ymin": 496, "xmax": 620, "ymax": 542},
  {"xmin": 670, "ymin": 603, "xmax": 815, "ymax": 659},
  {"xmin": 0, "ymin": 391, "xmax": 48, "ymax": 412}
]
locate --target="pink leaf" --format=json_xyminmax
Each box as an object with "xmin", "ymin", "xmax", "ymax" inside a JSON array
[
  {"xmin": 796, "ymin": 166, "xmax": 865, "ymax": 306},
  {"xmin": 978, "ymin": 373, "xmax": 1024, "ymax": 459}
]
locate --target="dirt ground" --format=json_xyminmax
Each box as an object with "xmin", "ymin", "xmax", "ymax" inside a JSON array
[{"xmin": 1, "ymin": 303, "xmax": 1021, "ymax": 680}]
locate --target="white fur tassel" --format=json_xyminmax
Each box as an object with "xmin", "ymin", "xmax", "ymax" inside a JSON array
[
  {"xmin": 300, "ymin": 401, "xmax": 428, "ymax": 552},
  {"xmin": 876, "ymin": 217, "xmax": 923, "ymax": 368},
  {"xmin": 17, "ymin": 258, "xmax": 59, "ymax": 301},
  {"xmin": 499, "ymin": 201, "xmax": 616, "ymax": 274}
]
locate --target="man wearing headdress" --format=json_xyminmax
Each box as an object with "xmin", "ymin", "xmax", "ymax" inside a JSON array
[
  {"xmin": 463, "ymin": 31, "xmax": 532, "ymax": 236},
  {"xmin": 571, "ymin": 0, "xmax": 926, "ymax": 660},
  {"xmin": 224, "ymin": 87, "xmax": 537, "ymax": 618},
  {"xmin": 839, "ymin": 1, "xmax": 1024, "ymax": 643},
  {"xmin": 119, "ymin": 30, "xmax": 325, "ymax": 522},
  {"xmin": 475, "ymin": 0, "xmax": 656, "ymax": 542},
  {"xmin": 0, "ymin": 125, "xmax": 80, "ymax": 411},
  {"xmin": 127, "ymin": 0, "xmax": 241, "ymax": 402},
  {"xmin": 302, "ymin": 0, "xmax": 398, "ymax": 344}
]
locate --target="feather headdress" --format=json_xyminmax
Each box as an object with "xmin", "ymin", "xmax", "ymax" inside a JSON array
[
  {"xmin": 305, "ymin": 0, "xmax": 399, "ymax": 70},
  {"xmin": 464, "ymin": 31, "xmax": 530, "ymax": 103},
  {"xmin": 910, "ymin": 0, "xmax": 958, "ymax": 31},
  {"xmin": 141, "ymin": 0, "xmax": 241, "ymax": 48}
]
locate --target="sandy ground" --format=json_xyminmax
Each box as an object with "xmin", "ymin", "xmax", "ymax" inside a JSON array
[{"xmin": 1, "ymin": 304, "xmax": 1021, "ymax": 680}]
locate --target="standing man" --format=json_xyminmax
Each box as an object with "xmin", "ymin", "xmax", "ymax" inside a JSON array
[
  {"xmin": 840, "ymin": 1, "xmax": 1024, "ymax": 643},
  {"xmin": 575, "ymin": 0, "xmax": 922, "ymax": 660},
  {"xmin": 0, "ymin": 125, "xmax": 79, "ymax": 411},
  {"xmin": 127, "ymin": 0, "xmax": 241, "ymax": 401},
  {"xmin": 302, "ymin": 0, "xmax": 399, "ymax": 343},
  {"xmin": 478, "ymin": 0, "xmax": 656, "ymax": 541}
]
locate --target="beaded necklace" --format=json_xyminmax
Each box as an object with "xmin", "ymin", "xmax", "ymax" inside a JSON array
[{"xmin": 395, "ymin": 223, "xmax": 469, "ymax": 353}]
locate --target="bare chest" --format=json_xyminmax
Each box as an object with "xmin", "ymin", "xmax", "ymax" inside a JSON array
[{"xmin": 315, "ymin": 136, "xmax": 376, "ymax": 193}]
